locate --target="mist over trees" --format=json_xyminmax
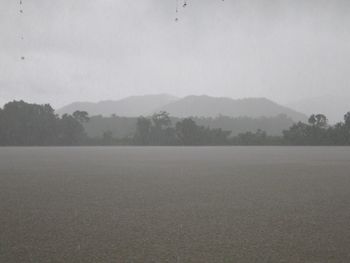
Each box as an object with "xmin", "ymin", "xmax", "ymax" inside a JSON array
[
  {"xmin": 134, "ymin": 112, "xmax": 178, "ymax": 145},
  {"xmin": 0, "ymin": 100, "xmax": 350, "ymax": 146},
  {"xmin": 134, "ymin": 112, "xmax": 232, "ymax": 146},
  {"xmin": 175, "ymin": 118, "xmax": 232, "ymax": 145},
  {"xmin": 83, "ymin": 114, "xmax": 295, "ymax": 139}
]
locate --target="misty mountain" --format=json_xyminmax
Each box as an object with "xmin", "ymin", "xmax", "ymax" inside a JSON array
[
  {"xmin": 158, "ymin": 95, "xmax": 307, "ymax": 121},
  {"xmin": 59, "ymin": 94, "xmax": 306, "ymax": 121},
  {"xmin": 57, "ymin": 94, "xmax": 178, "ymax": 116}
]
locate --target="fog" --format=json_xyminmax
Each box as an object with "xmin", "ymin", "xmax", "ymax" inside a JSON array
[{"xmin": 1, "ymin": 0, "xmax": 349, "ymax": 121}]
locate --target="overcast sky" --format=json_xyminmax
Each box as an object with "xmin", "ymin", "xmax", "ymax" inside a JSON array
[{"xmin": 1, "ymin": 0, "xmax": 349, "ymax": 119}]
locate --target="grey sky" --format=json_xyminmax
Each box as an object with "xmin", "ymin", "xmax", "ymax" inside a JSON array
[{"xmin": 0, "ymin": 0, "xmax": 349, "ymax": 120}]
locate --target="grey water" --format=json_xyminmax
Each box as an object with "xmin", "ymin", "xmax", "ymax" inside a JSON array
[{"xmin": 1, "ymin": 146, "xmax": 350, "ymax": 262}]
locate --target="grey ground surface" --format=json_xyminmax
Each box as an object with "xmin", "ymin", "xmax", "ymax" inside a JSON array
[{"xmin": 0, "ymin": 147, "xmax": 350, "ymax": 262}]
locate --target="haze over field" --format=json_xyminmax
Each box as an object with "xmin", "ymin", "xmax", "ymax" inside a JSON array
[{"xmin": 1, "ymin": 0, "xmax": 350, "ymax": 122}]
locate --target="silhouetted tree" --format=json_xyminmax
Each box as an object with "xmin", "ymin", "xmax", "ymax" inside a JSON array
[
  {"xmin": 0, "ymin": 101, "xmax": 91, "ymax": 146},
  {"xmin": 152, "ymin": 111, "xmax": 171, "ymax": 130},
  {"xmin": 176, "ymin": 118, "xmax": 199, "ymax": 145},
  {"xmin": 313, "ymin": 114, "xmax": 328, "ymax": 128},
  {"xmin": 284, "ymin": 113, "xmax": 335, "ymax": 145},
  {"xmin": 73, "ymin": 111, "xmax": 90, "ymax": 123},
  {"xmin": 330, "ymin": 112, "xmax": 350, "ymax": 145},
  {"xmin": 57, "ymin": 114, "xmax": 88, "ymax": 145},
  {"xmin": 0, "ymin": 101, "xmax": 59, "ymax": 145},
  {"xmin": 149, "ymin": 111, "xmax": 175, "ymax": 145},
  {"xmin": 344, "ymin": 112, "xmax": 350, "ymax": 127},
  {"xmin": 175, "ymin": 118, "xmax": 231, "ymax": 145}
]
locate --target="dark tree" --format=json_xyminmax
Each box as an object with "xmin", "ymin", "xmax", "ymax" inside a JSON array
[
  {"xmin": 57, "ymin": 114, "xmax": 87, "ymax": 145},
  {"xmin": 176, "ymin": 118, "xmax": 199, "ymax": 145},
  {"xmin": 134, "ymin": 116, "xmax": 152, "ymax": 145},
  {"xmin": 73, "ymin": 111, "xmax": 90, "ymax": 123},
  {"xmin": 314, "ymin": 114, "xmax": 328, "ymax": 128},
  {"xmin": 152, "ymin": 111, "xmax": 171, "ymax": 130},
  {"xmin": 344, "ymin": 112, "xmax": 350, "ymax": 127},
  {"xmin": 175, "ymin": 118, "xmax": 231, "ymax": 145},
  {"xmin": 0, "ymin": 101, "xmax": 59, "ymax": 145}
]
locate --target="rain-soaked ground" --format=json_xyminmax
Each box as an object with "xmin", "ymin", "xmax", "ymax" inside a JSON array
[{"xmin": 0, "ymin": 146, "xmax": 350, "ymax": 262}]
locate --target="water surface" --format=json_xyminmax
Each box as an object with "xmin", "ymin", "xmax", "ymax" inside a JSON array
[{"xmin": 1, "ymin": 147, "xmax": 350, "ymax": 262}]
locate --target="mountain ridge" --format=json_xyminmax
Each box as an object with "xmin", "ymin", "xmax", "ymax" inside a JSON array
[
  {"xmin": 158, "ymin": 95, "xmax": 306, "ymax": 121},
  {"xmin": 57, "ymin": 94, "xmax": 178, "ymax": 117},
  {"xmin": 58, "ymin": 94, "xmax": 307, "ymax": 121}
]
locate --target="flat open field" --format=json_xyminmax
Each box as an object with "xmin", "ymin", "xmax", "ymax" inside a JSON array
[{"xmin": 1, "ymin": 147, "xmax": 350, "ymax": 262}]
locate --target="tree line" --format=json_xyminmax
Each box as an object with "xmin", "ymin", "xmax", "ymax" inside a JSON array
[
  {"xmin": 0, "ymin": 101, "xmax": 89, "ymax": 146},
  {"xmin": 133, "ymin": 111, "xmax": 231, "ymax": 145},
  {"xmin": 83, "ymin": 114, "xmax": 295, "ymax": 139},
  {"xmin": 1, "ymin": 100, "xmax": 350, "ymax": 146},
  {"xmin": 282, "ymin": 113, "xmax": 350, "ymax": 145}
]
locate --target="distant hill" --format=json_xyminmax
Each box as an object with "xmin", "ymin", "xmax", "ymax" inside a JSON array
[
  {"xmin": 158, "ymin": 95, "xmax": 307, "ymax": 121},
  {"xmin": 58, "ymin": 94, "xmax": 307, "ymax": 122},
  {"xmin": 57, "ymin": 94, "xmax": 178, "ymax": 116}
]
